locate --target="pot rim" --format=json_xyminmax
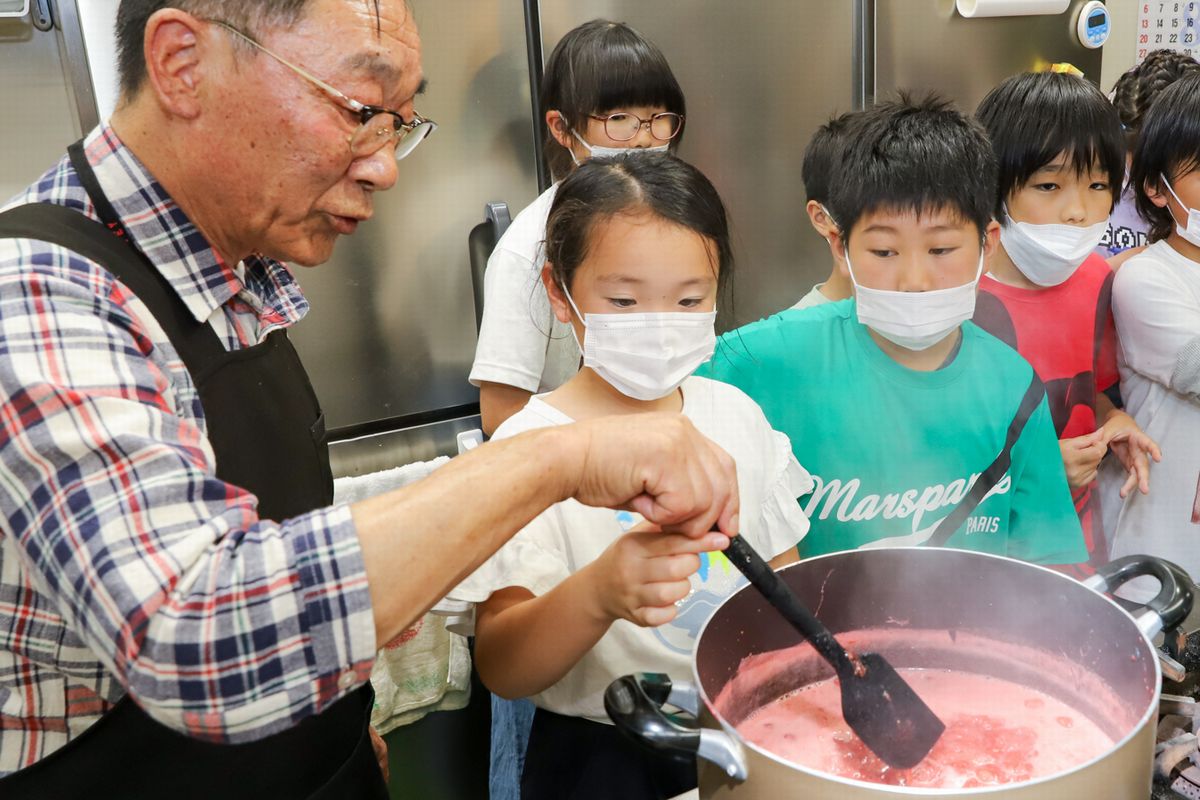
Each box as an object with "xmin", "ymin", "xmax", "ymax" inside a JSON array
[{"xmin": 691, "ymin": 547, "xmax": 1162, "ymax": 794}]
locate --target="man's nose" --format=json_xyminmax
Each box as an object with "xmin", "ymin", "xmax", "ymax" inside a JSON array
[{"xmin": 352, "ymin": 146, "xmax": 399, "ymax": 193}]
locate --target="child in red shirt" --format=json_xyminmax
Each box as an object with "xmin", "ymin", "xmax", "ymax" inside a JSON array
[{"xmin": 973, "ymin": 72, "xmax": 1160, "ymax": 569}]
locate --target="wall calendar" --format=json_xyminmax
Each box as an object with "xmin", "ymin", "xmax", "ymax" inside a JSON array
[{"xmin": 1138, "ymin": 1, "xmax": 1199, "ymax": 62}]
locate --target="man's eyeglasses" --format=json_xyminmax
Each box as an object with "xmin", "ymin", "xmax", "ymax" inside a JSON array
[
  {"xmin": 588, "ymin": 112, "xmax": 683, "ymax": 142},
  {"xmin": 207, "ymin": 20, "xmax": 436, "ymax": 161}
]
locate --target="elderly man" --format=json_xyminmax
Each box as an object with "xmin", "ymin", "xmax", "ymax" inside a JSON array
[{"xmin": 0, "ymin": 1, "xmax": 738, "ymax": 796}]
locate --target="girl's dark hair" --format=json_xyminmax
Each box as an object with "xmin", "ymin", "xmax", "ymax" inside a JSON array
[
  {"xmin": 544, "ymin": 153, "xmax": 732, "ymax": 299},
  {"xmin": 830, "ymin": 93, "xmax": 997, "ymax": 246},
  {"xmin": 540, "ymin": 20, "xmax": 686, "ymax": 181},
  {"xmin": 1130, "ymin": 72, "xmax": 1200, "ymax": 243},
  {"xmin": 1113, "ymin": 50, "xmax": 1200, "ymax": 148},
  {"xmin": 975, "ymin": 71, "xmax": 1125, "ymax": 221}
]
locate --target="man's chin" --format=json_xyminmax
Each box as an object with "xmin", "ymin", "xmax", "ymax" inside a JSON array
[{"xmin": 272, "ymin": 234, "xmax": 338, "ymax": 268}]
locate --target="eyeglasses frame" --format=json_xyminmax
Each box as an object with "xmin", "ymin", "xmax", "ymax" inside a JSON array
[
  {"xmin": 587, "ymin": 111, "xmax": 684, "ymax": 142},
  {"xmin": 205, "ymin": 19, "xmax": 436, "ymax": 160}
]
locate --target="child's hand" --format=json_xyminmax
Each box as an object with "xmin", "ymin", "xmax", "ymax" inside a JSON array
[
  {"xmin": 1059, "ymin": 430, "xmax": 1107, "ymax": 488},
  {"xmin": 584, "ymin": 525, "xmax": 727, "ymax": 628},
  {"xmin": 1101, "ymin": 411, "xmax": 1162, "ymax": 497}
]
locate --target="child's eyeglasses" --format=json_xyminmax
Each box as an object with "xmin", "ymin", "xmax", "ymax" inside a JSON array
[
  {"xmin": 588, "ymin": 112, "xmax": 684, "ymax": 142},
  {"xmin": 206, "ymin": 19, "xmax": 437, "ymax": 161}
]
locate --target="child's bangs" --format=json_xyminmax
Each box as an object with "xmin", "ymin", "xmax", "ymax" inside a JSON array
[
  {"xmin": 1017, "ymin": 123, "xmax": 1121, "ymax": 184},
  {"xmin": 586, "ymin": 46, "xmax": 685, "ymax": 116}
]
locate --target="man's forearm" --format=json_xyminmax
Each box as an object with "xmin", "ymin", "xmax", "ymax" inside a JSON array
[{"xmin": 353, "ymin": 425, "xmax": 582, "ymax": 647}]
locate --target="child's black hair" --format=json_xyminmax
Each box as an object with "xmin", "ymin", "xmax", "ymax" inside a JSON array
[
  {"xmin": 975, "ymin": 71, "xmax": 1124, "ymax": 221},
  {"xmin": 802, "ymin": 111, "xmax": 856, "ymax": 207},
  {"xmin": 827, "ymin": 93, "xmax": 996, "ymax": 247},
  {"xmin": 1113, "ymin": 50, "xmax": 1200, "ymax": 148},
  {"xmin": 1130, "ymin": 72, "xmax": 1200, "ymax": 243},
  {"xmin": 540, "ymin": 20, "xmax": 686, "ymax": 181},
  {"xmin": 544, "ymin": 153, "xmax": 732, "ymax": 299}
]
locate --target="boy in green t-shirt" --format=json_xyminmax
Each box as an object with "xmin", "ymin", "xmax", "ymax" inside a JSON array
[{"xmin": 699, "ymin": 95, "xmax": 1086, "ymax": 565}]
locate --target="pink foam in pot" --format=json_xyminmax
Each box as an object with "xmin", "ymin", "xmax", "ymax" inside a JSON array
[
  {"xmin": 736, "ymin": 668, "xmax": 1114, "ymax": 788},
  {"xmin": 712, "ymin": 627, "xmax": 1139, "ymax": 789}
]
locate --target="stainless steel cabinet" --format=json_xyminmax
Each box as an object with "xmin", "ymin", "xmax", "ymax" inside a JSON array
[{"xmin": 875, "ymin": 0, "xmax": 1104, "ymax": 113}]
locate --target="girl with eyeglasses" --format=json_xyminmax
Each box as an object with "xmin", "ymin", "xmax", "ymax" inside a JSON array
[
  {"xmin": 469, "ymin": 19, "xmax": 687, "ymax": 437},
  {"xmin": 452, "ymin": 155, "xmax": 807, "ymax": 800}
]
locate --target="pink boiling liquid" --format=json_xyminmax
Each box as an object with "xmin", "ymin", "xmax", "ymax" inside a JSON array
[{"xmin": 736, "ymin": 669, "xmax": 1115, "ymax": 789}]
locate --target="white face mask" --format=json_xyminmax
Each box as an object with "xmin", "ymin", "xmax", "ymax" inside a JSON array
[
  {"xmin": 1161, "ymin": 174, "xmax": 1200, "ymax": 248},
  {"xmin": 570, "ymin": 131, "xmax": 669, "ymax": 165},
  {"xmin": 846, "ymin": 249, "xmax": 984, "ymax": 352},
  {"xmin": 562, "ymin": 288, "xmax": 716, "ymax": 401},
  {"xmin": 998, "ymin": 210, "xmax": 1107, "ymax": 287}
]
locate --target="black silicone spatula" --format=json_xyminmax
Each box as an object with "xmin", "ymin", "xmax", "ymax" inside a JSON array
[{"xmin": 724, "ymin": 535, "xmax": 945, "ymax": 769}]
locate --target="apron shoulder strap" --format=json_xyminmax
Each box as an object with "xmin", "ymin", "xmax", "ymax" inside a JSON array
[
  {"xmin": 928, "ymin": 370, "xmax": 1046, "ymax": 548},
  {"xmin": 0, "ymin": 201, "xmax": 225, "ymax": 366}
]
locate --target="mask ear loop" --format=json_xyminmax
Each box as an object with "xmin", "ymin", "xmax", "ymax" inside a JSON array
[
  {"xmin": 560, "ymin": 282, "xmax": 588, "ymax": 354},
  {"xmin": 1161, "ymin": 173, "xmax": 1195, "ymax": 227},
  {"xmin": 569, "ymin": 130, "xmax": 596, "ymax": 167}
]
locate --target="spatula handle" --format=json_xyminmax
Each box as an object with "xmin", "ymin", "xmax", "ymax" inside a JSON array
[{"xmin": 724, "ymin": 535, "xmax": 853, "ymax": 674}]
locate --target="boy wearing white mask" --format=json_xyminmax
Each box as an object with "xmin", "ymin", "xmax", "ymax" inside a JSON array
[
  {"xmin": 449, "ymin": 155, "xmax": 811, "ymax": 800},
  {"xmin": 700, "ymin": 95, "xmax": 1086, "ymax": 564},
  {"xmin": 973, "ymin": 71, "xmax": 1160, "ymax": 572},
  {"xmin": 1107, "ymin": 73, "xmax": 1200, "ymax": 588}
]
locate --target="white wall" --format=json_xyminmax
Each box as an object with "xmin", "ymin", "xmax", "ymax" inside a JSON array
[{"xmin": 0, "ymin": 17, "xmax": 78, "ymax": 202}]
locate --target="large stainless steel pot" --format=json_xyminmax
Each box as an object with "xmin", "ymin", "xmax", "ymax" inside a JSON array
[{"xmin": 606, "ymin": 548, "xmax": 1194, "ymax": 799}]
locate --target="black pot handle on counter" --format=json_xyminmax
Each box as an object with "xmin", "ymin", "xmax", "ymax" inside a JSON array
[
  {"xmin": 1083, "ymin": 555, "xmax": 1196, "ymax": 682},
  {"xmin": 605, "ymin": 673, "xmax": 747, "ymax": 781}
]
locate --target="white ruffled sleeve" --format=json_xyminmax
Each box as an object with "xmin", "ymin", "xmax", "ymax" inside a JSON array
[
  {"xmin": 746, "ymin": 427, "xmax": 813, "ymax": 560},
  {"xmin": 446, "ymin": 508, "xmax": 572, "ymax": 604}
]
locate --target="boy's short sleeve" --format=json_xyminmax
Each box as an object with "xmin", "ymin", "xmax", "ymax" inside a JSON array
[{"xmin": 1005, "ymin": 394, "xmax": 1088, "ymax": 565}]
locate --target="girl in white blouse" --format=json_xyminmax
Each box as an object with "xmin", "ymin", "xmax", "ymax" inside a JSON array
[
  {"xmin": 453, "ymin": 154, "xmax": 811, "ymax": 799},
  {"xmin": 1107, "ymin": 73, "xmax": 1200, "ymax": 591}
]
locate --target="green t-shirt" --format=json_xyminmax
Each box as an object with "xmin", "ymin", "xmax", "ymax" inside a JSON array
[{"xmin": 697, "ymin": 300, "xmax": 1085, "ymax": 565}]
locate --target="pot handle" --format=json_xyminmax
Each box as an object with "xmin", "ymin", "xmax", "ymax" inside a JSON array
[
  {"xmin": 1082, "ymin": 555, "xmax": 1195, "ymax": 638},
  {"xmin": 605, "ymin": 673, "xmax": 748, "ymax": 782}
]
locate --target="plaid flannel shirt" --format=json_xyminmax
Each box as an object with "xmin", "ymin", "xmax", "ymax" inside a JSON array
[{"xmin": 0, "ymin": 126, "xmax": 376, "ymax": 774}]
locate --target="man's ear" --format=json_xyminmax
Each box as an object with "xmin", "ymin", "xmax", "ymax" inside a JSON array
[
  {"xmin": 141, "ymin": 9, "xmax": 208, "ymax": 119},
  {"xmin": 545, "ymin": 111, "xmax": 574, "ymax": 150},
  {"xmin": 542, "ymin": 263, "xmax": 573, "ymax": 324}
]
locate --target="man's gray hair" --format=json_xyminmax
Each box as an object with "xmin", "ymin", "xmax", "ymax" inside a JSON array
[{"xmin": 115, "ymin": 1, "xmax": 383, "ymax": 98}]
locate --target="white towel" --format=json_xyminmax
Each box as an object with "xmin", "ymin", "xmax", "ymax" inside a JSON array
[
  {"xmin": 333, "ymin": 456, "xmax": 471, "ymax": 731},
  {"xmin": 332, "ymin": 456, "xmax": 450, "ymax": 504}
]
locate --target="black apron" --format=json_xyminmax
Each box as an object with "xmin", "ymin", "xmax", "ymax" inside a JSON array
[{"xmin": 0, "ymin": 143, "xmax": 387, "ymax": 799}]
